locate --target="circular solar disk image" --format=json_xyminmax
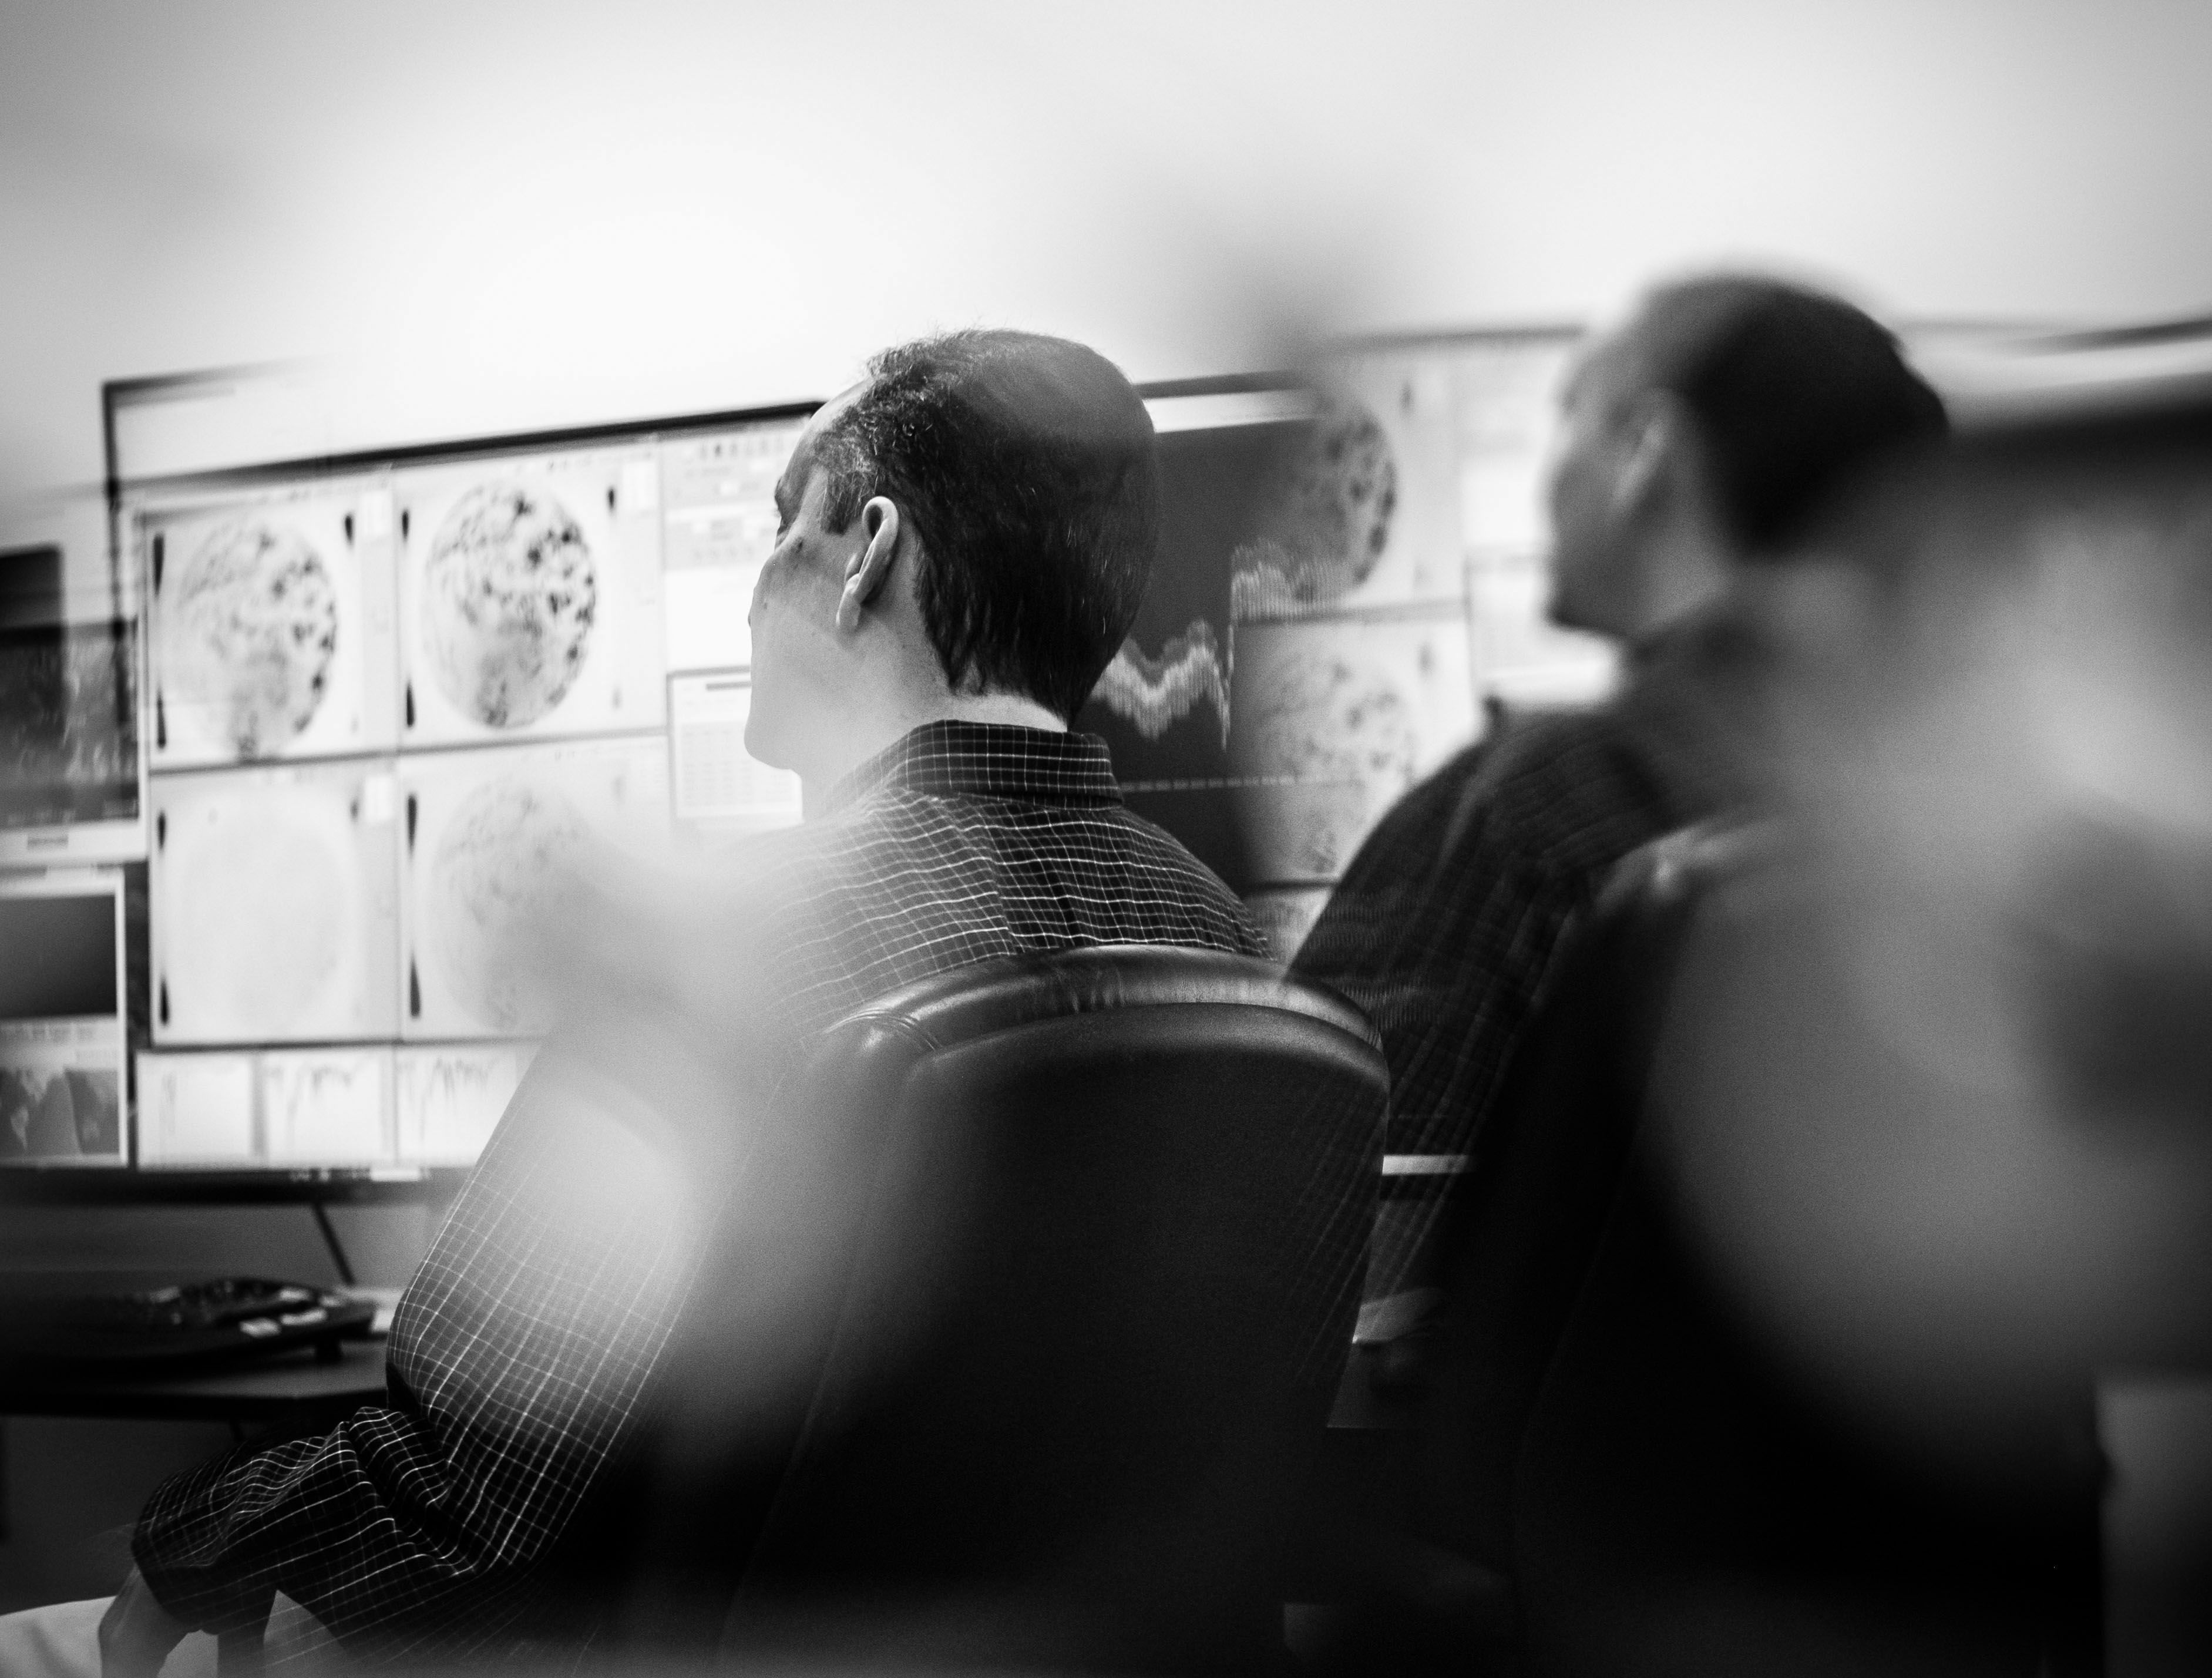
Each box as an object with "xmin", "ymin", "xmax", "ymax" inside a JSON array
[
  {"xmin": 164, "ymin": 520, "xmax": 338, "ymax": 758},
  {"xmin": 422, "ymin": 483, "xmax": 597, "ymax": 729},
  {"xmin": 172, "ymin": 807, "xmax": 348, "ymax": 1037},
  {"xmin": 1231, "ymin": 398, "xmax": 1399, "ymax": 614},
  {"xmin": 431, "ymin": 776, "xmax": 589, "ymax": 1033}
]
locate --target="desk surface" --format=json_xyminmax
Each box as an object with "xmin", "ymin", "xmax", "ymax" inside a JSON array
[
  {"xmin": 0, "ymin": 1339, "xmax": 388, "ymax": 1424},
  {"xmin": 6, "ymin": 1334, "xmax": 1390, "ymax": 1429}
]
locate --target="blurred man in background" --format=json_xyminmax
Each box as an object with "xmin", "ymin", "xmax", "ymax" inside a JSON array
[
  {"xmin": 1293, "ymin": 273, "xmax": 1948, "ymax": 1304},
  {"xmin": 1480, "ymin": 328, "xmax": 2212, "ymax": 1677},
  {"xmin": 6, "ymin": 328, "xmax": 1268, "ymax": 1677}
]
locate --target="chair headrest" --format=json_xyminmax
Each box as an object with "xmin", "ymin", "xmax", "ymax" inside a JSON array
[{"xmin": 816, "ymin": 943, "xmax": 1381, "ymax": 1058}]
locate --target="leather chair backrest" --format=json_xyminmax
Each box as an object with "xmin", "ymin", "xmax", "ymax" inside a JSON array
[
  {"xmin": 1409, "ymin": 823, "xmax": 1740, "ymax": 1579},
  {"xmin": 600, "ymin": 944, "xmax": 1386, "ymax": 1673},
  {"xmin": 1487, "ymin": 832, "xmax": 2103, "ymax": 1674}
]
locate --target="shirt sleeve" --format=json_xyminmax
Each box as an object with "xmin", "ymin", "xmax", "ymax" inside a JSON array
[{"xmin": 131, "ymin": 1048, "xmax": 708, "ymax": 1661}]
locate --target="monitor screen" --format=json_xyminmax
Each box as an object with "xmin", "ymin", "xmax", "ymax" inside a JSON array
[
  {"xmin": 1079, "ymin": 392, "xmax": 1311, "ymax": 896},
  {"xmin": 1090, "ymin": 342, "xmax": 1601, "ymax": 957},
  {"xmin": 0, "ymin": 872, "xmax": 128, "ymax": 1167},
  {"xmin": 116, "ymin": 399, "xmax": 811, "ymax": 1171},
  {"xmin": 0, "ymin": 545, "xmax": 142, "ymax": 862}
]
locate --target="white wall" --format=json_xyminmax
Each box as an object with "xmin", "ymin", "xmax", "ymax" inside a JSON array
[{"xmin": 5, "ymin": 0, "xmax": 2211, "ymax": 515}]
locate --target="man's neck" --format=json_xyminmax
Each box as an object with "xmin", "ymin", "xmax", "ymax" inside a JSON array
[
  {"xmin": 1626, "ymin": 515, "xmax": 1734, "ymax": 644},
  {"xmin": 933, "ymin": 690, "xmax": 1070, "ymax": 735},
  {"xmin": 800, "ymin": 691, "xmax": 1067, "ymax": 805}
]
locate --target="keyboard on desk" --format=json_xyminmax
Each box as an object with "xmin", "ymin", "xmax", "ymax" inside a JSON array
[{"xmin": 0, "ymin": 1272, "xmax": 378, "ymax": 1374}]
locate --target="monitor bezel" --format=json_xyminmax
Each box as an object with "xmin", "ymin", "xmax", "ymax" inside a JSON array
[{"xmin": 103, "ymin": 373, "xmax": 820, "ymax": 503}]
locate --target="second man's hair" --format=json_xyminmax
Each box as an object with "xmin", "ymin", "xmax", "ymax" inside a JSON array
[{"xmin": 1634, "ymin": 275, "xmax": 1949, "ymax": 557}]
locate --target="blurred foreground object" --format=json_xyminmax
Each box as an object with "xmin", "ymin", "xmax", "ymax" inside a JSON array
[
  {"xmin": 1525, "ymin": 341, "xmax": 2212, "ymax": 1673},
  {"xmin": 1666, "ymin": 368, "xmax": 2212, "ymax": 1435},
  {"xmin": 1316, "ymin": 324, "xmax": 2212, "ymax": 1678}
]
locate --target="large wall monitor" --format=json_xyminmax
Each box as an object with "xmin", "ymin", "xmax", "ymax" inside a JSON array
[
  {"xmin": 1090, "ymin": 335, "xmax": 1606, "ymax": 960},
  {"xmin": 100, "ymin": 334, "xmax": 1596, "ymax": 1172},
  {"xmin": 110, "ymin": 390, "xmax": 815, "ymax": 1172}
]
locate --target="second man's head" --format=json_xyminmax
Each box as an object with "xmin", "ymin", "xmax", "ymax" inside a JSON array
[{"xmin": 1547, "ymin": 275, "xmax": 1948, "ymax": 642}]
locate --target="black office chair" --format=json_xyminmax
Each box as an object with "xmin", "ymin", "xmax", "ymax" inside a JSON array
[
  {"xmin": 1290, "ymin": 824, "xmax": 1739, "ymax": 1676},
  {"xmin": 584, "ymin": 943, "xmax": 1388, "ymax": 1674},
  {"xmin": 1407, "ymin": 825, "xmax": 1746, "ymax": 1583},
  {"xmin": 1504, "ymin": 837, "xmax": 2105, "ymax": 1678},
  {"xmin": 1359, "ymin": 822, "xmax": 2100, "ymax": 1677}
]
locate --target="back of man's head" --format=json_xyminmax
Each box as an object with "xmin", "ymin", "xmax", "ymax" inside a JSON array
[
  {"xmin": 1632, "ymin": 274, "xmax": 1949, "ymax": 559},
  {"xmin": 809, "ymin": 329, "xmax": 1161, "ymax": 723}
]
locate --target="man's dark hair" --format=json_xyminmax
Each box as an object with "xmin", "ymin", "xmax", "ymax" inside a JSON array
[
  {"xmin": 1633, "ymin": 274, "xmax": 1949, "ymax": 557},
  {"xmin": 809, "ymin": 328, "xmax": 1161, "ymax": 722}
]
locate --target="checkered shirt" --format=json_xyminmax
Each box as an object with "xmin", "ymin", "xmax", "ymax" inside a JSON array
[
  {"xmin": 1291, "ymin": 613, "xmax": 1763, "ymax": 1296},
  {"xmin": 132, "ymin": 721, "xmax": 1265, "ymax": 1666}
]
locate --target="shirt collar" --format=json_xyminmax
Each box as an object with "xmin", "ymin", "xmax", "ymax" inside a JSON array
[{"xmin": 818, "ymin": 720, "xmax": 1124, "ymax": 818}]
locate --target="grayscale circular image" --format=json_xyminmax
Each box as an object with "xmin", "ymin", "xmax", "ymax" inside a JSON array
[
  {"xmin": 421, "ymin": 482, "xmax": 597, "ymax": 728},
  {"xmin": 1231, "ymin": 398, "xmax": 1399, "ymax": 616},
  {"xmin": 431, "ymin": 776, "xmax": 588, "ymax": 1032},
  {"xmin": 164, "ymin": 519, "xmax": 338, "ymax": 758}
]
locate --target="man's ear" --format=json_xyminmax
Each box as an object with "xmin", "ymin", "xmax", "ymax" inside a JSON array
[
  {"xmin": 836, "ymin": 496, "xmax": 903, "ymax": 634},
  {"xmin": 1612, "ymin": 391, "xmax": 1683, "ymax": 517}
]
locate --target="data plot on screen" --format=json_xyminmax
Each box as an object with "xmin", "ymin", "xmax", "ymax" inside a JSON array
[
  {"xmin": 1080, "ymin": 402, "xmax": 1306, "ymax": 892},
  {"xmin": 144, "ymin": 485, "xmax": 398, "ymax": 766},
  {"xmin": 0, "ymin": 1057, "xmax": 124, "ymax": 1166},
  {"xmin": 661, "ymin": 421, "xmax": 805, "ymax": 672},
  {"xmin": 0, "ymin": 537, "xmax": 143, "ymax": 862},
  {"xmin": 669, "ymin": 672, "xmax": 801, "ymax": 833},
  {"xmin": 396, "ymin": 452, "xmax": 665, "ymax": 746},
  {"xmin": 1454, "ymin": 337, "xmax": 1576, "ymax": 554},
  {"xmin": 0, "ymin": 874, "xmax": 128, "ymax": 1167},
  {"xmin": 260, "ymin": 1047, "xmax": 392, "ymax": 1166},
  {"xmin": 399, "ymin": 735, "xmax": 671, "ymax": 1040},
  {"xmin": 395, "ymin": 1041, "xmax": 535, "ymax": 1165},
  {"xmin": 136, "ymin": 1050, "xmax": 257, "ymax": 1166},
  {"xmin": 1230, "ymin": 607, "xmax": 1479, "ymax": 883},
  {"xmin": 151, "ymin": 761, "xmax": 401, "ymax": 1044}
]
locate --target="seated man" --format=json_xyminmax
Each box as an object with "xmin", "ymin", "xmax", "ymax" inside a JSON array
[
  {"xmin": 14, "ymin": 328, "xmax": 1265, "ymax": 1676},
  {"xmin": 1293, "ymin": 274, "xmax": 1947, "ymax": 1303}
]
